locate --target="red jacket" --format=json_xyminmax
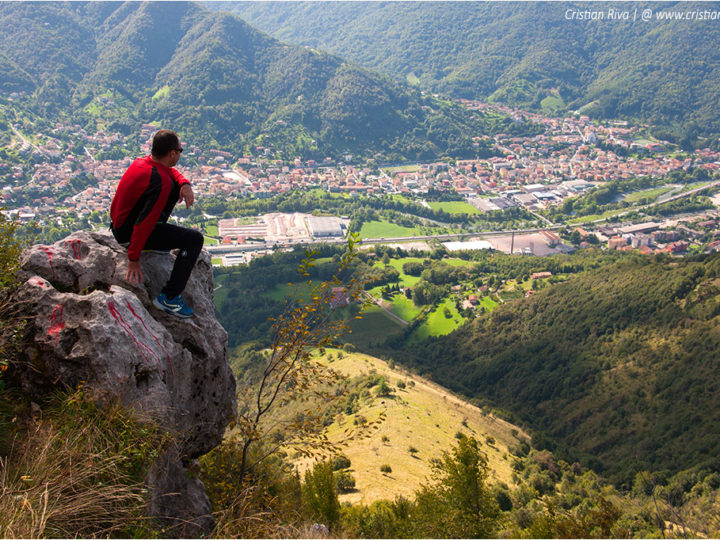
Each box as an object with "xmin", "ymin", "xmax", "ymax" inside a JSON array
[{"xmin": 110, "ymin": 156, "xmax": 190, "ymax": 261}]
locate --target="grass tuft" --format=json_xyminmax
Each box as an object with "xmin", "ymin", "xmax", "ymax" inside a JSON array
[{"xmin": 0, "ymin": 390, "xmax": 166, "ymax": 538}]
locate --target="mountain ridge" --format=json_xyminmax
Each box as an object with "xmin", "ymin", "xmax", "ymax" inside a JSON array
[
  {"xmin": 0, "ymin": 1, "xmax": 494, "ymax": 161},
  {"xmin": 218, "ymin": 1, "xmax": 720, "ymax": 146}
]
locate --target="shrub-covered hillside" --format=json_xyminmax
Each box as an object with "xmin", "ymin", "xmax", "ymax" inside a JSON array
[
  {"xmin": 225, "ymin": 1, "xmax": 720, "ymax": 146},
  {"xmin": 0, "ymin": 1, "xmax": 506, "ymax": 161},
  {"xmin": 405, "ymin": 253, "xmax": 720, "ymax": 486}
]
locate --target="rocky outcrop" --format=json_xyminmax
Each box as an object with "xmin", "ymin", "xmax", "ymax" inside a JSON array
[{"xmin": 12, "ymin": 230, "xmax": 236, "ymax": 536}]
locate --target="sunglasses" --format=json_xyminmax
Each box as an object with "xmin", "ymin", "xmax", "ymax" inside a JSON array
[{"xmin": 174, "ymin": 147, "xmax": 183, "ymax": 153}]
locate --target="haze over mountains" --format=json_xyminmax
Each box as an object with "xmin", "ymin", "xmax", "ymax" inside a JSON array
[
  {"xmin": 0, "ymin": 1, "xmax": 492, "ymax": 161},
  {"xmin": 219, "ymin": 1, "xmax": 720, "ymax": 147}
]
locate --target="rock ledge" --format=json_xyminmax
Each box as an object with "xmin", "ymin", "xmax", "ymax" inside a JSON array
[{"xmin": 13, "ymin": 230, "xmax": 236, "ymax": 536}]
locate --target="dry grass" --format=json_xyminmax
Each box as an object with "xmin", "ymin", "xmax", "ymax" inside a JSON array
[
  {"xmin": 211, "ymin": 485, "xmax": 335, "ymax": 539},
  {"xmin": 296, "ymin": 350, "xmax": 528, "ymax": 505},
  {"xmin": 0, "ymin": 396, "xmax": 161, "ymax": 538}
]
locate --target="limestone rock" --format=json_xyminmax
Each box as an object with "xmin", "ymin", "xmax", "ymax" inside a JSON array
[{"xmin": 14, "ymin": 230, "xmax": 237, "ymax": 536}]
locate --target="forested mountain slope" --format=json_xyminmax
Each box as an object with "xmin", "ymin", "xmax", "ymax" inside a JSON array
[
  {"xmin": 221, "ymin": 1, "xmax": 720, "ymax": 146},
  {"xmin": 0, "ymin": 1, "xmax": 494, "ymax": 160},
  {"xmin": 402, "ymin": 253, "xmax": 720, "ymax": 486}
]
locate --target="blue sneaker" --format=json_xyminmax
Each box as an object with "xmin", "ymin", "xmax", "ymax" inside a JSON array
[{"xmin": 153, "ymin": 293, "xmax": 194, "ymax": 318}]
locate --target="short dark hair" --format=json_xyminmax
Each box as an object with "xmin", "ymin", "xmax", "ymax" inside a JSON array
[{"xmin": 151, "ymin": 129, "xmax": 180, "ymax": 157}]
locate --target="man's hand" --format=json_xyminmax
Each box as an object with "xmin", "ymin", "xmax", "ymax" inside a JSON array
[
  {"xmin": 126, "ymin": 259, "xmax": 143, "ymax": 285},
  {"xmin": 179, "ymin": 184, "xmax": 195, "ymax": 208}
]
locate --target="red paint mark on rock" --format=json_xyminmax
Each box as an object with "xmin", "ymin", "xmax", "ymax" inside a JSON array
[
  {"xmin": 29, "ymin": 277, "xmax": 49, "ymax": 288},
  {"xmin": 47, "ymin": 304, "xmax": 65, "ymax": 345},
  {"xmin": 125, "ymin": 299, "xmax": 174, "ymax": 381},
  {"xmin": 38, "ymin": 246, "xmax": 56, "ymax": 279},
  {"xmin": 64, "ymin": 239, "xmax": 84, "ymax": 260},
  {"xmin": 108, "ymin": 300, "xmax": 169, "ymax": 381}
]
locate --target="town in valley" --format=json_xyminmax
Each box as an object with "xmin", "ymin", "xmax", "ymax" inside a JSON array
[{"xmin": 2, "ymin": 97, "xmax": 719, "ymax": 266}]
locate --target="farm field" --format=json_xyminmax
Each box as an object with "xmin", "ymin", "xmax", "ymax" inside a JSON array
[
  {"xmin": 360, "ymin": 221, "xmax": 423, "ymax": 239},
  {"xmin": 680, "ymin": 180, "xmax": 715, "ymax": 192},
  {"xmin": 382, "ymin": 164, "xmax": 421, "ymax": 174},
  {"xmin": 623, "ymin": 186, "xmax": 674, "ymax": 203},
  {"xmin": 385, "ymin": 194, "xmax": 416, "ymax": 204},
  {"xmin": 306, "ymin": 188, "xmax": 351, "ymax": 199},
  {"xmin": 569, "ymin": 207, "xmax": 627, "ymax": 225},
  {"xmin": 427, "ymin": 201, "xmax": 481, "ymax": 215}
]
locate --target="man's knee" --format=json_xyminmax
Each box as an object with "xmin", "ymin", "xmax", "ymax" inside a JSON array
[{"xmin": 188, "ymin": 228, "xmax": 204, "ymax": 251}]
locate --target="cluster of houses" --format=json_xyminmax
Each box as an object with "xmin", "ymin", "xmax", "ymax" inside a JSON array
[
  {"xmin": 2, "ymin": 104, "xmax": 719, "ymax": 249},
  {"xmin": 573, "ymin": 217, "xmax": 720, "ymax": 254}
]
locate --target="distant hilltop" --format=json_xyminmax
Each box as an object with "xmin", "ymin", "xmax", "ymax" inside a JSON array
[
  {"xmin": 222, "ymin": 1, "xmax": 720, "ymax": 147},
  {"xmin": 0, "ymin": 1, "xmax": 497, "ymax": 161}
]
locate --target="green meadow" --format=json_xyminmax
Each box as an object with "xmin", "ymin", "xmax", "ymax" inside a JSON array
[
  {"xmin": 623, "ymin": 186, "xmax": 674, "ymax": 203},
  {"xmin": 359, "ymin": 220, "xmax": 426, "ymax": 239},
  {"xmin": 346, "ymin": 304, "xmax": 405, "ymax": 349},
  {"xmin": 389, "ymin": 294, "xmax": 422, "ymax": 321},
  {"xmin": 409, "ymin": 297, "xmax": 465, "ymax": 342},
  {"xmin": 263, "ymin": 280, "xmax": 322, "ymax": 302},
  {"xmin": 427, "ymin": 201, "xmax": 480, "ymax": 215}
]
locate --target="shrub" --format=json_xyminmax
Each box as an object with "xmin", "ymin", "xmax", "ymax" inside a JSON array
[
  {"xmin": 201, "ymin": 439, "xmax": 303, "ymax": 537},
  {"xmin": 529, "ymin": 471, "xmax": 555, "ymax": 496},
  {"xmin": 0, "ymin": 210, "xmax": 23, "ymax": 289},
  {"xmin": 492, "ymin": 485, "xmax": 513, "ymax": 512},
  {"xmin": 340, "ymin": 498, "xmax": 413, "ymax": 538},
  {"xmin": 412, "ymin": 436, "xmax": 500, "ymax": 538},
  {"xmin": 302, "ymin": 461, "xmax": 340, "ymax": 527},
  {"xmin": 380, "ymin": 464, "xmax": 392, "ymax": 474},
  {"xmin": 375, "ymin": 378, "xmax": 393, "ymax": 397},
  {"xmin": 334, "ymin": 470, "xmax": 356, "ymax": 493},
  {"xmin": 330, "ymin": 455, "xmax": 351, "ymax": 471}
]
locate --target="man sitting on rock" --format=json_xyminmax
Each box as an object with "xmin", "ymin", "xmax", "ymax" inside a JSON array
[{"xmin": 110, "ymin": 129, "xmax": 203, "ymax": 318}]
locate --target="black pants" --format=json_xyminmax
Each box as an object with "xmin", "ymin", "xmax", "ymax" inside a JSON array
[{"xmin": 112, "ymin": 222, "xmax": 204, "ymax": 299}]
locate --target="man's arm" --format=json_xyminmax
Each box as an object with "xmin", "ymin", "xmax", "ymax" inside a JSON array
[
  {"xmin": 170, "ymin": 168, "xmax": 194, "ymax": 208},
  {"xmin": 178, "ymin": 183, "xmax": 195, "ymax": 208}
]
